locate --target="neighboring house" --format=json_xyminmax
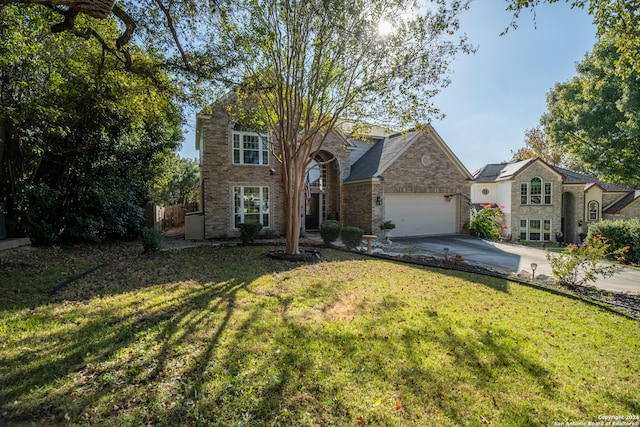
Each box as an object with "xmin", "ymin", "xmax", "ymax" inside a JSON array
[
  {"xmin": 471, "ymin": 158, "xmax": 640, "ymax": 244},
  {"xmin": 195, "ymin": 98, "xmax": 473, "ymax": 239}
]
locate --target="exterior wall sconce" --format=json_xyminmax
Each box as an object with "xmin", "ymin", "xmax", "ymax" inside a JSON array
[{"xmin": 376, "ymin": 195, "xmax": 382, "ymax": 206}]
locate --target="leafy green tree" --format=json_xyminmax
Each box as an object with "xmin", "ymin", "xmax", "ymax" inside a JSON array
[
  {"xmin": 150, "ymin": 155, "xmax": 200, "ymax": 206},
  {"xmin": 511, "ymin": 127, "xmax": 564, "ymax": 165},
  {"xmin": 0, "ymin": 6, "xmax": 183, "ymax": 243},
  {"xmin": 504, "ymin": 0, "xmax": 640, "ymax": 75},
  {"xmin": 0, "ymin": 0, "xmax": 227, "ymax": 81},
  {"xmin": 218, "ymin": 0, "xmax": 474, "ymax": 254},
  {"xmin": 540, "ymin": 36, "xmax": 640, "ymax": 186}
]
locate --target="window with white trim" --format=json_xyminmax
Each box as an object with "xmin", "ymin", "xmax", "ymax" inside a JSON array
[
  {"xmin": 307, "ymin": 158, "xmax": 327, "ymax": 189},
  {"xmin": 588, "ymin": 201, "xmax": 599, "ymax": 221},
  {"xmin": 520, "ymin": 183, "xmax": 528, "ymax": 204},
  {"xmin": 543, "ymin": 219, "xmax": 551, "ymax": 240},
  {"xmin": 529, "ymin": 219, "xmax": 541, "ymax": 240},
  {"xmin": 520, "ymin": 219, "xmax": 552, "ymax": 241},
  {"xmin": 544, "ymin": 183, "xmax": 552, "ymax": 204},
  {"xmin": 530, "ymin": 178, "xmax": 542, "ymax": 204},
  {"xmin": 233, "ymin": 186, "xmax": 270, "ymax": 228},
  {"xmin": 520, "ymin": 177, "xmax": 552, "ymax": 205},
  {"xmin": 233, "ymin": 131, "xmax": 269, "ymax": 165}
]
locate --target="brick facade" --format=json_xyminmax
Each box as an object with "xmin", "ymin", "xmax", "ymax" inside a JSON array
[
  {"xmin": 379, "ymin": 132, "xmax": 470, "ymax": 234},
  {"xmin": 198, "ymin": 100, "xmax": 352, "ymax": 238},
  {"xmin": 510, "ymin": 162, "xmax": 564, "ymax": 243},
  {"xmin": 612, "ymin": 198, "xmax": 640, "ymax": 220},
  {"xmin": 472, "ymin": 159, "xmax": 640, "ymax": 245},
  {"xmin": 199, "ymin": 101, "xmax": 472, "ymax": 240}
]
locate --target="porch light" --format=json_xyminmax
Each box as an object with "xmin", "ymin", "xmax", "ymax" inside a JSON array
[{"xmin": 376, "ymin": 195, "xmax": 382, "ymax": 206}]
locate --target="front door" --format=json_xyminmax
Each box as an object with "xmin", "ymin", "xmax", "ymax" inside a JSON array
[{"xmin": 305, "ymin": 193, "xmax": 320, "ymax": 230}]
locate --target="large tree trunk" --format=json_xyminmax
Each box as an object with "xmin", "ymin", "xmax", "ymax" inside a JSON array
[
  {"xmin": 284, "ymin": 152, "xmax": 304, "ymax": 254},
  {"xmin": 12, "ymin": 0, "xmax": 116, "ymax": 19}
]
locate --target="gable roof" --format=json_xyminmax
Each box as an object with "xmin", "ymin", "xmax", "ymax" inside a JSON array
[
  {"xmin": 604, "ymin": 190, "xmax": 640, "ymax": 215},
  {"xmin": 474, "ymin": 159, "xmax": 631, "ymax": 193},
  {"xmin": 553, "ymin": 166, "xmax": 631, "ymax": 192},
  {"xmin": 345, "ymin": 131, "xmax": 420, "ymax": 182},
  {"xmin": 474, "ymin": 159, "xmax": 542, "ymax": 182},
  {"xmin": 345, "ymin": 125, "xmax": 472, "ymax": 182}
]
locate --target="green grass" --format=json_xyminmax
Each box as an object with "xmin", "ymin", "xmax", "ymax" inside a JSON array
[{"xmin": 1, "ymin": 245, "xmax": 638, "ymax": 426}]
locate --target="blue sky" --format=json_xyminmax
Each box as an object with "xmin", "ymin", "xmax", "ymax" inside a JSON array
[{"xmin": 179, "ymin": 1, "xmax": 597, "ymax": 173}]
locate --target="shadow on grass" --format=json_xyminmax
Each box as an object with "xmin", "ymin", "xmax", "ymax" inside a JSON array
[
  {"xmin": 1, "ymin": 245, "xmax": 637, "ymax": 425},
  {"xmin": 0, "ymin": 246, "xmax": 296, "ymax": 423}
]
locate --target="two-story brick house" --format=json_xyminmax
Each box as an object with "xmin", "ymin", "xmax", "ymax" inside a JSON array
[
  {"xmin": 195, "ymin": 98, "xmax": 473, "ymax": 239},
  {"xmin": 471, "ymin": 158, "xmax": 640, "ymax": 244}
]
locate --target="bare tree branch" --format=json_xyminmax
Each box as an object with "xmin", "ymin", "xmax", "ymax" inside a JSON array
[{"xmin": 152, "ymin": 0, "xmax": 193, "ymax": 72}]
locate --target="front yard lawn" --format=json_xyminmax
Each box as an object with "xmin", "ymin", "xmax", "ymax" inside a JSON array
[{"xmin": 1, "ymin": 244, "xmax": 638, "ymax": 426}]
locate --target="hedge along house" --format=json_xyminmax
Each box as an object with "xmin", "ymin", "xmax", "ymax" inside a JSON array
[
  {"xmin": 471, "ymin": 158, "xmax": 640, "ymax": 244},
  {"xmin": 195, "ymin": 97, "xmax": 473, "ymax": 239}
]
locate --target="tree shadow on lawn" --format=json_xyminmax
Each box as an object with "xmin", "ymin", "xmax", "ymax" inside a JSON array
[
  {"xmin": 1, "ymin": 246, "xmax": 636, "ymax": 425},
  {"xmin": 184, "ymin": 291, "xmax": 569, "ymax": 426},
  {"xmin": 0, "ymin": 246, "xmax": 295, "ymax": 423}
]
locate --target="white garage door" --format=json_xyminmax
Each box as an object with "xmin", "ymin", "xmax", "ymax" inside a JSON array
[{"xmin": 385, "ymin": 193, "xmax": 457, "ymax": 237}]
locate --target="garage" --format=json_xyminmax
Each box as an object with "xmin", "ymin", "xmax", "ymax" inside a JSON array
[{"xmin": 385, "ymin": 193, "xmax": 458, "ymax": 237}]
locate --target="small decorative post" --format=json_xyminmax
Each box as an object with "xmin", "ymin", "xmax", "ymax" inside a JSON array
[{"xmin": 531, "ymin": 263, "xmax": 538, "ymax": 280}]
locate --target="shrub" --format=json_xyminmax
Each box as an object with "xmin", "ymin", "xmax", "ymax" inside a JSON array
[
  {"xmin": 239, "ymin": 222, "xmax": 263, "ymax": 244},
  {"xmin": 142, "ymin": 227, "xmax": 161, "ymax": 253},
  {"xmin": 587, "ymin": 218, "xmax": 640, "ymax": 264},
  {"xmin": 262, "ymin": 229, "xmax": 276, "ymax": 239},
  {"xmin": 469, "ymin": 206, "xmax": 504, "ymax": 240},
  {"xmin": 546, "ymin": 236, "xmax": 626, "ymax": 286},
  {"xmin": 341, "ymin": 226, "xmax": 364, "ymax": 250},
  {"xmin": 18, "ymin": 183, "xmax": 64, "ymax": 246},
  {"xmin": 380, "ymin": 220, "xmax": 396, "ymax": 230},
  {"xmin": 320, "ymin": 220, "xmax": 342, "ymax": 246}
]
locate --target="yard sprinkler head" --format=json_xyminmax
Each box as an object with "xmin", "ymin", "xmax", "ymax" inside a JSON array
[{"xmin": 530, "ymin": 263, "xmax": 538, "ymax": 280}]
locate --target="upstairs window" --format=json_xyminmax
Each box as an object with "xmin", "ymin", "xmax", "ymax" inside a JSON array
[
  {"xmin": 520, "ymin": 177, "xmax": 552, "ymax": 205},
  {"xmin": 544, "ymin": 182, "xmax": 552, "ymax": 204},
  {"xmin": 530, "ymin": 178, "xmax": 542, "ymax": 204},
  {"xmin": 233, "ymin": 131, "xmax": 269, "ymax": 165},
  {"xmin": 307, "ymin": 158, "xmax": 327, "ymax": 189},
  {"xmin": 520, "ymin": 183, "xmax": 528, "ymax": 204}
]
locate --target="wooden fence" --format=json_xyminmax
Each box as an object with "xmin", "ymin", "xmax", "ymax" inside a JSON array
[{"xmin": 146, "ymin": 203, "xmax": 198, "ymax": 232}]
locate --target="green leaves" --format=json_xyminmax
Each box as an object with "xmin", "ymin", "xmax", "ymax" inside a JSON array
[
  {"xmin": 541, "ymin": 35, "xmax": 640, "ymax": 186},
  {"xmin": 1, "ymin": 5, "xmax": 184, "ymax": 244}
]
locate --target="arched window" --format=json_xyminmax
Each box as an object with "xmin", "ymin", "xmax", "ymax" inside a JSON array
[
  {"xmin": 520, "ymin": 177, "xmax": 552, "ymax": 205},
  {"xmin": 307, "ymin": 158, "xmax": 326, "ymax": 190},
  {"xmin": 530, "ymin": 178, "xmax": 542, "ymax": 204},
  {"xmin": 588, "ymin": 201, "xmax": 599, "ymax": 221}
]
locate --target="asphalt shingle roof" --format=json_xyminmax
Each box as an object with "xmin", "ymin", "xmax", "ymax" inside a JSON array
[
  {"xmin": 474, "ymin": 160, "xmax": 632, "ymax": 192},
  {"xmin": 345, "ymin": 131, "xmax": 419, "ymax": 182},
  {"xmin": 604, "ymin": 190, "xmax": 640, "ymax": 214}
]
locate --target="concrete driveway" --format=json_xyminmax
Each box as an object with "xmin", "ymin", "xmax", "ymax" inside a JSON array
[{"xmin": 396, "ymin": 235, "xmax": 640, "ymax": 294}]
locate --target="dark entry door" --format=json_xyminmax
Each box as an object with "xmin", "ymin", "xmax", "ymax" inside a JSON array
[{"xmin": 305, "ymin": 193, "xmax": 320, "ymax": 230}]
